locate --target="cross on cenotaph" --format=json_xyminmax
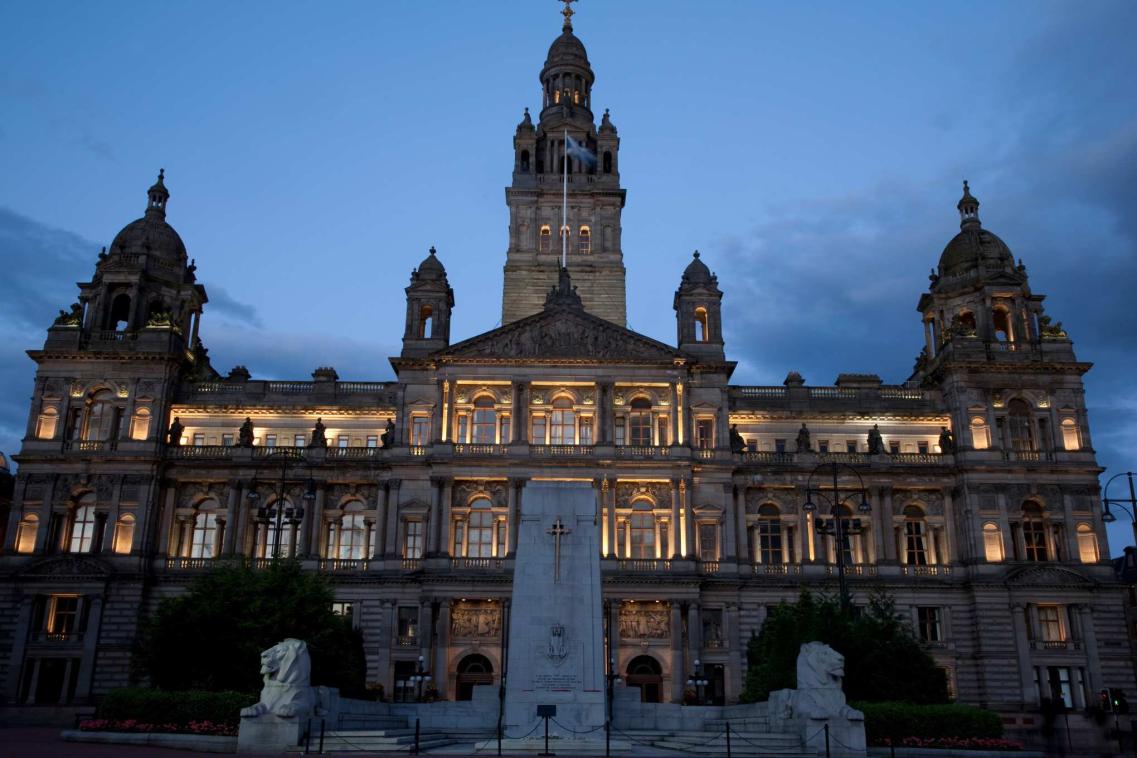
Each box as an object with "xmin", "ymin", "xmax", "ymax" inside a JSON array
[{"xmin": 546, "ymin": 517, "xmax": 572, "ymax": 583}]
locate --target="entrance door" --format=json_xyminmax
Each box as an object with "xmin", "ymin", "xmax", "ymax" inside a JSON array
[
  {"xmin": 455, "ymin": 654, "xmax": 494, "ymax": 701},
  {"xmin": 625, "ymin": 655, "xmax": 663, "ymax": 703}
]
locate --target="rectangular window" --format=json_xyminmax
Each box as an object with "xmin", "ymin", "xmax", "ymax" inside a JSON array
[
  {"xmin": 702, "ymin": 608, "xmax": 724, "ymax": 644},
  {"xmin": 531, "ymin": 415, "xmax": 546, "ymax": 444},
  {"xmin": 331, "ymin": 601, "xmax": 354, "ymax": 618},
  {"xmin": 500, "ymin": 416, "xmax": 511, "ymax": 445},
  {"xmin": 616, "ymin": 520, "xmax": 627, "ymax": 558},
  {"xmin": 659, "ymin": 521, "xmax": 669, "ymax": 559},
  {"xmin": 918, "ymin": 441, "xmax": 929, "ymax": 454},
  {"xmin": 1038, "ymin": 605, "xmax": 1065, "ymax": 642},
  {"xmin": 457, "ymin": 415, "xmax": 469, "ymax": 443},
  {"xmin": 222, "ymin": 433, "xmax": 234, "ymax": 446},
  {"xmin": 452, "ymin": 520, "xmax": 465, "ymax": 556},
  {"xmin": 818, "ymin": 440, "xmax": 829, "ymax": 454},
  {"xmin": 496, "ymin": 520, "xmax": 507, "ymax": 557},
  {"xmin": 1047, "ymin": 667, "xmax": 1073, "ymax": 709},
  {"xmin": 294, "ymin": 434, "xmax": 306, "ymax": 447},
  {"xmin": 36, "ymin": 412, "xmax": 59, "ymax": 439},
  {"xmin": 129, "ymin": 413, "xmax": 150, "ymax": 441},
  {"xmin": 657, "ymin": 417, "xmax": 669, "ymax": 446},
  {"xmin": 579, "ymin": 417, "xmax": 592, "ymax": 446},
  {"xmin": 397, "ymin": 606, "xmax": 418, "ymax": 640},
  {"xmin": 846, "ymin": 440, "xmax": 857, "ymax": 453},
  {"xmin": 889, "ymin": 441, "xmax": 900, "ymax": 455},
  {"xmin": 338, "ymin": 435, "xmax": 349, "ymax": 448},
  {"xmin": 774, "ymin": 438, "xmax": 786, "ymax": 453},
  {"xmin": 265, "ymin": 434, "xmax": 276, "ymax": 448},
  {"xmin": 47, "ymin": 595, "xmax": 80, "ymax": 636},
  {"xmin": 614, "ymin": 418, "xmax": 626, "ymax": 446},
  {"xmin": 917, "ymin": 607, "xmax": 943, "ymax": 642},
  {"xmin": 193, "ymin": 433, "xmax": 205, "ymax": 447},
  {"xmin": 366, "ymin": 435, "xmax": 378, "ymax": 448},
  {"xmin": 696, "ymin": 419, "xmax": 714, "ymax": 450},
  {"xmin": 403, "ymin": 520, "xmax": 424, "ymax": 559},
  {"xmin": 411, "ymin": 417, "xmax": 431, "ymax": 446},
  {"xmin": 699, "ymin": 523, "xmax": 718, "ymax": 560}
]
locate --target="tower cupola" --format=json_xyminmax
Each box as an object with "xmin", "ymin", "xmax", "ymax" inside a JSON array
[
  {"xmin": 147, "ymin": 168, "xmax": 170, "ymax": 217},
  {"xmin": 957, "ymin": 180, "xmax": 980, "ymax": 229},
  {"xmin": 674, "ymin": 250, "xmax": 725, "ymax": 362},
  {"xmin": 402, "ymin": 246, "xmax": 455, "ymax": 357}
]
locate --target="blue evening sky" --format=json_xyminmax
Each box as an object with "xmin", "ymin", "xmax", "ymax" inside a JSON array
[{"xmin": 2, "ymin": 1, "xmax": 1135, "ymax": 551}]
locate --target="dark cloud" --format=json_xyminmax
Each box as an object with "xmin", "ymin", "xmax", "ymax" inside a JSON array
[
  {"xmin": 202, "ymin": 284, "xmax": 264, "ymax": 328},
  {"xmin": 199, "ymin": 325, "xmax": 397, "ymax": 383}
]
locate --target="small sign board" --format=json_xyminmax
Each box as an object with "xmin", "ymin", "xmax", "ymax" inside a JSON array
[{"xmin": 536, "ymin": 704, "xmax": 557, "ymax": 718}]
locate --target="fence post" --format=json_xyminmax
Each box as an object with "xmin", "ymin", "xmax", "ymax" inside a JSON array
[
  {"xmin": 318, "ymin": 718, "xmax": 325, "ymax": 754},
  {"xmin": 725, "ymin": 721, "xmax": 732, "ymax": 758},
  {"xmin": 414, "ymin": 717, "xmax": 421, "ymax": 755},
  {"xmin": 824, "ymin": 722, "xmax": 831, "ymax": 758}
]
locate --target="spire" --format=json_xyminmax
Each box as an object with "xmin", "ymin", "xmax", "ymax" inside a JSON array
[
  {"xmin": 146, "ymin": 168, "xmax": 169, "ymax": 218},
  {"xmin": 561, "ymin": 0, "xmax": 576, "ymax": 31},
  {"xmin": 957, "ymin": 179, "xmax": 980, "ymax": 229}
]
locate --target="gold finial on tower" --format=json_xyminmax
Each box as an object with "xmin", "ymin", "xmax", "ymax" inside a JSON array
[{"xmin": 560, "ymin": 0, "xmax": 576, "ymax": 31}]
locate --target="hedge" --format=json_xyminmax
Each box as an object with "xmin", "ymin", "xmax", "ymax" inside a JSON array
[
  {"xmin": 96, "ymin": 688, "xmax": 254, "ymax": 728},
  {"xmin": 853, "ymin": 701, "xmax": 1003, "ymax": 744}
]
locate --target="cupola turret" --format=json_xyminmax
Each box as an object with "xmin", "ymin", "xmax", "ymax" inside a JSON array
[
  {"xmin": 674, "ymin": 251, "xmax": 725, "ymax": 362},
  {"xmin": 402, "ymin": 247, "xmax": 455, "ymax": 357}
]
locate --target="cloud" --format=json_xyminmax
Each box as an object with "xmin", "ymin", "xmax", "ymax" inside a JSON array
[
  {"xmin": 199, "ymin": 324, "xmax": 398, "ymax": 383},
  {"xmin": 202, "ymin": 284, "xmax": 264, "ymax": 328}
]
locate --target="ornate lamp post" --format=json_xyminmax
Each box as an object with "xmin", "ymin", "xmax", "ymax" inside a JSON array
[
  {"xmin": 802, "ymin": 461, "xmax": 871, "ymax": 613},
  {"xmin": 686, "ymin": 658, "xmax": 709, "ymax": 705},
  {"xmin": 246, "ymin": 450, "xmax": 317, "ymax": 560},
  {"xmin": 1102, "ymin": 471, "xmax": 1137, "ymax": 545},
  {"xmin": 410, "ymin": 654, "xmax": 432, "ymax": 701}
]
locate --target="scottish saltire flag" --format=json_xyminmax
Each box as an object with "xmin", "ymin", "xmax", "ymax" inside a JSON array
[{"xmin": 565, "ymin": 133, "xmax": 596, "ymax": 167}]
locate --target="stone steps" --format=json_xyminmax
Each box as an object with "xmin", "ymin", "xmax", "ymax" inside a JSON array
[
  {"xmin": 623, "ymin": 729, "xmax": 809, "ymax": 757},
  {"xmin": 317, "ymin": 730, "xmax": 453, "ymax": 752}
]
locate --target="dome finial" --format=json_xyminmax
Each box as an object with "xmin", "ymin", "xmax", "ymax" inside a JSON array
[
  {"xmin": 560, "ymin": 0, "xmax": 576, "ymax": 31},
  {"xmin": 693, "ymin": 250, "xmax": 700, "ymax": 259},
  {"xmin": 957, "ymin": 179, "xmax": 980, "ymax": 229},
  {"xmin": 429, "ymin": 245, "xmax": 437, "ymax": 256},
  {"xmin": 146, "ymin": 167, "xmax": 170, "ymax": 216}
]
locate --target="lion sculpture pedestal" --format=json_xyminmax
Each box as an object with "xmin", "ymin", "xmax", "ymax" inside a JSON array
[
  {"xmin": 237, "ymin": 638, "xmax": 320, "ymax": 753},
  {"xmin": 768, "ymin": 642, "xmax": 866, "ymax": 758}
]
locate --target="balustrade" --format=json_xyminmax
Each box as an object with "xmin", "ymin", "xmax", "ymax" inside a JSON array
[
  {"xmin": 615, "ymin": 558, "xmax": 672, "ymax": 571},
  {"xmin": 453, "ymin": 444, "xmax": 508, "ymax": 456},
  {"xmin": 449, "ymin": 557, "xmax": 505, "ymax": 570},
  {"xmin": 318, "ymin": 558, "xmax": 369, "ymax": 572},
  {"xmin": 900, "ymin": 565, "xmax": 953, "ymax": 577},
  {"xmin": 614, "ymin": 445, "xmax": 670, "ymax": 459},
  {"xmin": 753, "ymin": 563, "xmax": 801, "ymax": 575}
]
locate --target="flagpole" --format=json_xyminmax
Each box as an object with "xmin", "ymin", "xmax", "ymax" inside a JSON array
[{"xmin": 562, "ymin": 128, "xmax": 568, "ymax": 269}]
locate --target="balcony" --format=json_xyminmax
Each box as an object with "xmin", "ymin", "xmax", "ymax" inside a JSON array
[
  {"xmin": 614, "ymin": 446, "xmax": 671, "ymax": 459},
  {"xmin": 531, "ymin": 444, "xmax": 594, "ymax": 457},
  {"xmin": 32, "ymin": 631, "xmax": 85, "ymax": 644},
  {"xmin": 400, "ymin": 558, "xmax": 422, "ymax": 571},
  {"xmin": 753, "ymin": 563, "xmax": 802, "ymax": 575},
  {"xmin": 453, "ymin": 444, "xmax": 508, "ymax": 456},
  {"xmin": 449, "ymin": 557, "xmax": 506, "ymax": 570},
  {"xmin": 699, "ymin": 561, "xmax": 720, "ymax": 574},
  {"xmin": 615, "ymin": 558, "xmax": 672, "ymax": 572},
  {"xmin": 900, "ymin": 565, "xmax": 953, "ymax": 577},
  {"xmin": 1031, "ymin": 639, "xmax": 1081, "ymax": 651},
  {"xmin": 396, "ymin": 635, "xmax": 418, "ymax": 647},
  {"xmin": 826, "ymin": 564, "xmax": 878, "ymax": 577},
  {"xmin": 743, "ymin": 451, "xmax": 796, "ymax": 465},
  {"xmin": 64, "ymin": 440, "xmax": 118, "ymax": 454},
  {"xmin": 168, "ymin": 445, "xmax": 232, "ymax": 460},
  {"xmin": 165, "ymin": 557, "xmax": 216, "ymax": 570},
  {"xmin": 326, "ymin": 446, "xmax": 384, "ymax": 461},
  {"xmin": 1002, "ymin": 450, "xmax": 1055, "ymax": 463},
  {"xmin": 318, "ymin": 559, "xmax": 369, "ymax": 572}
]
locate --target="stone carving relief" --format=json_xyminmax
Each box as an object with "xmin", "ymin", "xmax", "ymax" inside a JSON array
[
  {"xmin": 616, "ymin": 481, "xmax": 671, "ymax": 509},
  {"xmin": 178, "ymin": 482, "xmax": 228, "ymax": 508},
  {"xmin": 452, "ymin": 479, "xmax": 508, "ymax": 508},
  {"xmin": 618, "ymin": 607, "xmax": 670, "ymax": 640},
  {"xmin": 745, "ymin": 488, "xmax": 799, "ymax": 514},
  {"xmin": 450, "ymin": 605, "xmax": 501, "ymax": 638},
  {"xmin": 895, "ymin": 490, "xmax": 944, "ymax": 516}
]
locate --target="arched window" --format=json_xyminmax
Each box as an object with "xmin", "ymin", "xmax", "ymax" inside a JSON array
[
  {"xmin": 472, "ymin": 396, "xmax": 497, "ymax": 444},
  {"xmin": 130, "ymin": 407, "xmax": 151, "ymax": 441},
  {"xmin": 603, "ymin": 151, "xmax": 612, "ymax": 174},
  {"xmin": 419, "ymin": 305, "xmax": 433, "ymax": 339},
  {"xmin": 992, "ymin": 306, "xmax": 1013, "ymax": 342},
  {"xmin": 328, "ymin": 503, "xmax": 367, "ymax": 560},
  {"xmin": 969, "ymin": 415, "xmax": 990, "ymax": 450},
  {"xmin": 455, "ymin": 654, "xmax": 494, "ymax": 701},
  {"xmin": 520, "ymin": 150, "xmax": 530, "ymax": 172},
  {"xmin": 628, "ymin": 398, "xmax": 652, "ymax": 446},
  {"xmin": 578, "ymin": 226, "xmax": 591, "ymax": 254},
  {"xmin": 36, "ymin": 407, "xmax": 59, "ymax": 439},
  {"xmin": 68, "ymin": 498, "xmax": 97, "ymax": 553},
  {"xmin": 16, "ymin": 513, "xmax": 39, "ymax": 554},
  {"xmin": 625, "ymin": 655, "xmax": 663, "ymax": 703},
  {"xmin": 255, "ymin": 498, "xmax": 296, "ymax": 559},
  {"xmin": 1021, "ymin": 502, "xmax": 1048, "ymax": 561},
  {"xmin": 107, "ymin": 292, "xmax": 131, "ymax": 331},
  {"xmin": 958, "ymin": 311, "xmax": 977, "ymax": 333},
  {"xmin": 83, "ymin": 390, "xmax": 119, "ymax": 441},
  {"xmin": 694, "ymin": 307, "xmax": 709, "ymax": 342},
  {"xmin": 113, "ymin": 513, "xmax": 135, "ymax": 554},
  {"xmin": 1060, "ymin": 418, "xmax": 1080, "ymax": 451},
  {"xmin": 1007, "ymin": 399, "xmax": 1035, "ymax": 452},
  {"xmin": 629, "ymin": 510, "xmax": 655, "ymax": 559},
  {"xmin": 550, "ymin": 397, "xmax": 576, "ymax": 445},
  {"xmin": 1076, "ymin": 523, "xmax": 1099, "ymax": 563},
  {"xmin": 982, "ymin": 522, "xmax": 1004, "ymax": 562},
  {"xmin": 468, "ymin": 500, "xmax": 494, "ymax": 558},
  {"xmin": 903, "ymin": 505, "xmax": 929, "ymax": 565},
  {"xmin": 189, "ymin": 507, "xmax": 221, "ymax": 559},
  {"xmin": 539, "ymin": 225, "xmax": 552, "ymax": 253},
  {"xmin": 831, "ymin": 504, "xmax": 859, "ymax": 566},
  {"xmin": 754, "ymin": 504, "xmax": 783, "ymax": 564}
]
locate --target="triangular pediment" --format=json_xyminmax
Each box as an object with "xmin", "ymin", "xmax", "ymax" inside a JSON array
[{"xmin": 437, "ymin": 306, "xmax": 683, "ymax": 363}]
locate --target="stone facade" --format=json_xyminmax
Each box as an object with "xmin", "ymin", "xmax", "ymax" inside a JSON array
[{"xmin": 0, "ymin": 13, "xmax": 1130, "ymax": 725}]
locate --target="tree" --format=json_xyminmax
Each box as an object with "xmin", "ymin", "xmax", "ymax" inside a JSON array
[
  {"xmin": 135, "ymin": 560, "xmax": 366, "ymax": 696},
  {"xmin": 741, "ymin": 589, "xmax": 948, "ymax": 705}
]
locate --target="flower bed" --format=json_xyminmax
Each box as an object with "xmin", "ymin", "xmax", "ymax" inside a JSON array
[
  {"xmin": 875, "ymin": 736, "xmax": 1024, "ymax": 751},
  {"xmin": 79, "ymin": 718, "xmax": 237, "ymax": 737}
]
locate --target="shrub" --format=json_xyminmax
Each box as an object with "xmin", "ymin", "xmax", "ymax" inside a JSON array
[
  {"xmin": 96, "ymin": 688, "xmax": 252, "ymax": 729},
  {"xmin": 855, "ymin": 701, "xmax": 1004, "ymax": 744}
]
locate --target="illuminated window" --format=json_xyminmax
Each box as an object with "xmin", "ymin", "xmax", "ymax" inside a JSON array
[
  {"xmin": 411, "ymin": 416, "xmax": 431, "ymax": 446},
  {"xmin": 1076, "ymin": 523, "xmax": 1099, "ymax": 563},
  {"xmin": 1037, "ymin": 605, "xmax": 1065, "ymax": 642},
  {"xmin": 68, "ymin": 499, "xmax": 97, "ymax": 553},
  {"xmin": 903, "ymin": 505, "xmax": 929, "ymax": 565},
  {"xmin": 1061, "ymin": 418, "xmax": 1080, "ymax": 450},
  {"xmin": 16, "ymin": 514, "xmax": 39, "ymax": 554},
  {"xmin": 970, "ymin": 415, "xmax": 990, "ymax": 449},
  {"xmin": 83, "ymin": 390, "xmax": 119, "ymax": 441},
  {"xmin": 337, "ymin": 435, "xmax": 349, "ymax": 448},
  {"xmin": 467, "ymin": 502, "xmax": 494, "ymax": 558},
  {"xmin": 328, "ymin": 505, "xmax": 367, "ymax": 560},
  {"xmin": 754, "ymin": 504, "xmax": 783, "ymax": 564},
  {"xmin": 222, "ymin": 434, "xmax": 234, "ymax": 446},
  {"xmin": 629, "ymin": 511, "xmax": 655, "ymax": 559},
  {"xmin": 982, "ymin": 522, "xmax": 1004, "ymax": 562},
  {"xmin": 189, "ymin": 510, "xmax": 221, "ymax": 559},
  {"xmin": 578, "ymin": 226, "xmax": 591, "ymax": 254},
  {"xmin": 36, "ymin": 407, "xmax": 59, "ymax": 439},
  {"xmin": 113, "ymin": 514, "xmax": 135, "ymax": 554},
  {"xmin": 539, "ymin": 225, "xmax": 552, "ymax": 253},
  {"xmin": 628, "ymin": 399, "xmax": 652, "ymax": 446},
  {"xmin": 1022, "ymin": 502, "xmax": 1049, "ymax": 561},
  {"xmin": 366, "ymin": 435, "xmax": 378, "ymax": 448},
  {"xmin": 331, "ymin": 601, "xmax": 354, "ymax": 618},
  {"xmin": 47, "ymin": 595, "xmax": 81, "ymax": 638},
  {"xmin": 500, "ymin": 415, "xmax": 512, "ymax": 444},
  {"xmin": 694, "ymin": 307, "xmax": 709, "ymax": 342},
  {"xmin": 992, "ymin": 306, "xmax": 1013, "ymax": 342},
  {"xmin": 530, "ymin": 415, "xmax": 547, "ymax": 444},
  {"xmin": 129, "ymin": 407, "xmax": 151, "ymax": 440},
  {"xmin": 403, "ymin": 520, "xmax": 424, "ymax": 559},
  {"xmin": 194, "ymin": 433, "xmax": 206, "ymax": 447},
  {"xmin": 473, "ymin": 397, "xmax": 497, "ymax": 444},
  {"xmin": 695, "ymin": 419, "xmax": 714, "ymax": 450},
  {"xmin": 1008, "ymin": 400, "xmax": 1035, "ymax": 452},
  {"xmin": 550, "ymin": 398, "xmax": 576, "ymax": 445},
  {"xmin": 263, "ymin": 434, "xmax": 275, "ymax": 448}
]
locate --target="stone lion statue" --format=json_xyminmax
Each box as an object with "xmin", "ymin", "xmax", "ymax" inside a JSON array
[
  {"xmin": 240, "ymin": 638, "xmax": 316, "ymax": 719},
  {"xmin": 797, "ymin": 640, "xmax": 846, "ymax": 691},
  {"xmin": 768, "ymin": 642, "xmax": 866, "ymax": 756}
]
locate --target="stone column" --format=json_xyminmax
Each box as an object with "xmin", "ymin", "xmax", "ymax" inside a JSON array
[
  {"xmin": 374, "ymin": 599, "xmax": 395, "ymax": 692},
  {"xmin": 75, "ymin": 594, "xmax": 104, "ymax": 700},
  {"xmin": 515, "ymin": 381, "xmax": 529, "ymax": 442},
  {"xmin": 722, "ymin": 484, "xmax": 736, "ymax": 560},
  {"xmin": 436, "ymin": 599, "xmax": 452, "ymax": 699},
  {"xmin": 428, "ymin": 477, "xmax": 444, "ymax": 555},
  {"xmin": 234, "ymin": 482, "xmax": 251, "ymax": 556},
  {"xmin": 669, "ymin": 383, "xmax": 680, "ymax": 445},
  {"xmin": 443, "ymin": 380, "xmax": 455, "ymax": 443},
  {"xmin": 670, "ymin": 480, "xmax": 682, "ymax": 559},
  {"xmin": 431, "ymin": 380, "xmax": 445, "ymax": 444},
  {"xmin": 670, "ymin": 602, "xmax": 685, "ymax": 702},
  {"xmin": 687, "ymin": 602, "xmax": 702, "ymax": 666},
  {"xmin": 4, "ymin": 596, "xmax": 34, "ymax": 701},
  {"xmin": 880, "ymin": 486, "xmax": 896, "ymax": 561},
  {"xmin": 373, "ymin": 482, "xmax": 389, "ymax": 560},
  {"xmin": 600, "ymin": 382, "xmax": 614, "ymax": 444},
  {"xmin": 507, "ymin": 478, "xmax": 524, "ymax": 556},
  {"xmin": 682, "ymin": 479, "xmax": 694, "ymax": 557},
  {"xmin": 222, "ymin": 481, "xmax": 241, "ymax": 555},
  {"xmin": 157, "ymin": 484, "xmax": 177, "ymax": 556},
  {"xmin": 419, "ymin": 600, "xmax": 434, "ymax": 673},
  {"xmin": 307, "ymin": 483, "xmax": 326, "ymax": 557},
  {"xmin": 510, "ymin": 382, "xmax": 522, "ymax": 443},
  {"xmin": 439, "ymin": 478, "xmax": 453, "ymax": 556},
  {"xmin": 1010, "ymin": 603, "xmax": 1037, "ymax": 705},
  {"xmin": 606, "ymin": 478, "xmax": 617, "ymax": 558},
  {"xmin": 1078, "ymin": 605, "xmax": 1103, "ymax": 691},
  {"xmin": 734, "ymin": 484, "xmax": 747, "ymax": 561},
  {"xmin": 384, "ymin": 480, "xmax": 401, "ymax": 558}
]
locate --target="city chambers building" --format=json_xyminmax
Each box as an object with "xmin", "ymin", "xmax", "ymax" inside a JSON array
[{"xmin": 1, "ymin": 8, "xmax": 1130, "ymax": 721}]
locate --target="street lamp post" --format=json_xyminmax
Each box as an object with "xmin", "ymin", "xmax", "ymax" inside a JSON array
[
  {"xmin": 1102, "ymin": 471, "xmax": 1137, "ymax": 546},
  {"xmin": 410, "ymin": 654, "xmax": 432, "ymax": 701},
  {"xmin": 802, "ymin": 461, "xmax": 872, "ymax": 614},
  {"xmin": 246, "ymin": 450, "xmax": 317, "ymax": 560},
  {"xmin": 686, "ymin": 658, "xmax": 708, "ymax": 705},
  {"xmin": 605, "ymin": 655, "xmax": 621, "ymax": 755}
]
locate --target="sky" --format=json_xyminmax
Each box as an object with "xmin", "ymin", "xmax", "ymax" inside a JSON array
[{"xmin": 1, "ymin": 1, "xmax": 1135, "ymax": 551}]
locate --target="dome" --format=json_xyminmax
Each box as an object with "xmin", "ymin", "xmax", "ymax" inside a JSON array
[
  {"xmin": 681, "ymin": 250, "xmax": 714, "ymax": 286},
  {"xmin": 545, "ymin": 29, "xmax": 590, "ymax": 68},
  {"xmin": 938, "ymin": 228, "xmax": 1014, "ymax": 278},
  {"xmin": 415, "ymin": 246, "xmax": 447, "ymax": 281},
  {"xmin": 110, "ymin": 214, "xmax": 188, "ymax": 262}
]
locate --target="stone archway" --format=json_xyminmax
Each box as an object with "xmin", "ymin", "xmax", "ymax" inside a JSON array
[
  {"xmin": 625, "ymin": 654, "xmax": 663, "ymax": 703},
  {"xmin": 455, "ymin": 653, "xmax": 494, "ymax": 701}
]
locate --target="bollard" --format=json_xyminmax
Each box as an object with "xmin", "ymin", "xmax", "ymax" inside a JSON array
[
  {"xmin": 414, "ymin": 717, "xmax": 421, "ymax": 755},
  {"xmin": 303, "ymin": 717, "xmax": 311, "ymax": 754},
  {"xmin": 318, "ymin": 718, "xmax": 325, "ymax": 754},
  {"xmin": 725, "ymin": 722, "xmax": 732, "ymax": 758},
  {"xmin": 824, "ymin": 722, "xmax": 831, "ymax": 758},
  {"xmin": 605, "ymin": 719, "xmax": 610, "ymax": 758}
]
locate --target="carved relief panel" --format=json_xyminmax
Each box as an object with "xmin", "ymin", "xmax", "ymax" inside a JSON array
[
  {"xmin": 618, "ymin": 606, "xmax": 670, "ymax": 640},
  {"xmin": 450, "ymin": 603, "xmax": 502, "ymax": 639}
]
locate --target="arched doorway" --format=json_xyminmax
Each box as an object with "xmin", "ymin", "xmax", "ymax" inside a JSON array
[
  {"xmin": 455, "ymin": 654, "xmax": 494, "ymax": 701},
  {"xmin": 625, "ymin": 655, "xmax": 663, "ymax": 703}
]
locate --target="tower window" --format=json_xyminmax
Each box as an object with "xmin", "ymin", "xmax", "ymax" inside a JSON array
[
  {"xmin": 603, "ymin": 151, "xmax": 612, "ymax": 174},
  {"xmin": 694, "ymin": 307, "xmax": 709, "ymax": 342},
  {"xmin": 520, "ymin": 150, "xmax": 530, "ymax": 173},
  {"xmin": 419, "ymin": 305, "xmax": 433, "ymax": 339},
  {"xmin": 539, "ymin": 225, "xmax": 552, "ymax": 253},
  {"xmin": 992, "ymin": 307, "xmax": 1013, "ymax": 342},
  {"xmin": 107, "ymin": 293, "xmax": 132, "ymax": 331},
  {"xmin": 578, "ymin": 226, "xmax": 591, "ymax": 254}
]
